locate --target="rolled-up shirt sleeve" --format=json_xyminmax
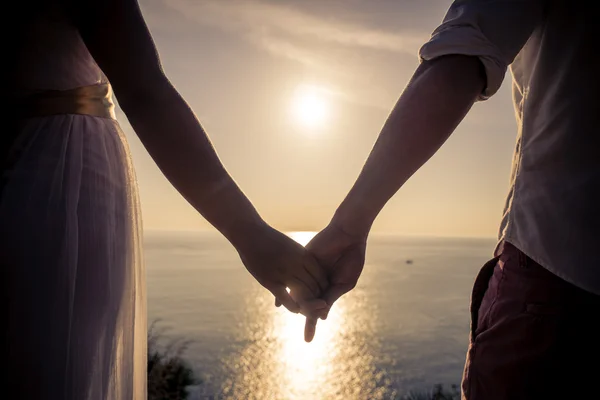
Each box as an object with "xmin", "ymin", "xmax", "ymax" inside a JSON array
[{"xmin": 419, "ymin": 0, "xmax": 546, "ymax": 100}]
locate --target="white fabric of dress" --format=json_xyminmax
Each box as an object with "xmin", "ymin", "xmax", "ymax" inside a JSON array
[{"xmin": 2, "ymin": 5, "xmax": 147, "ymax": 399}]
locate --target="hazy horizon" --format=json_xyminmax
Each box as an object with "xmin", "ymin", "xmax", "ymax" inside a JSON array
[
  {"xmin": 144, "ymin": 228, "xmax": 498, "ymax": 241},
  {"xmin": 123, "ymin": 0, "xmax": 518, "ymax": 238}
]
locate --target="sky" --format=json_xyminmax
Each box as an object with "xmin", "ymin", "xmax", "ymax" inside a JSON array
[{"xmin": 120, "ymin": 0, "xmax": 519, "ymax": 238}]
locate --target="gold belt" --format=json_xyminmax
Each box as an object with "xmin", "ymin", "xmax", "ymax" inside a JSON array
[{"xmin": 16, "ymin": 83, "xmax": 116, "ymax": 119}]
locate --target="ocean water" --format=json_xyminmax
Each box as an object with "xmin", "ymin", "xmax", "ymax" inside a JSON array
[{"xmin": 145, "ymin": 230, "xmax": 497, "ymax": 400}]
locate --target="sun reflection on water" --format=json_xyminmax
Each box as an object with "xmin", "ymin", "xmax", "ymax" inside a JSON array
[
  {"xmin": 275, "ymin": 299, "xmax": 344, "ymax": 399},
  {"xmin": 278, "ymin": 231, "xmax": 340, "ymax": 397}
]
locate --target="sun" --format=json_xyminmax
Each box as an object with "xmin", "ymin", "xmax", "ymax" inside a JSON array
[{"xmin": 291, "ymin": 85, "xmax": 330, "ymax": 128}]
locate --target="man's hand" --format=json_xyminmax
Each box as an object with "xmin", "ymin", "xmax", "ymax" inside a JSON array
[
  {"xmin": 299, "ymin": 223, "xmax": 367, "ymax": 342},
  {"xmin": 237, "ymin": 224, "xmax": 329, "ymax": 319},
  {"xmin": 307, "ymin": 224, "xmax": 367, "ymax": 310}
]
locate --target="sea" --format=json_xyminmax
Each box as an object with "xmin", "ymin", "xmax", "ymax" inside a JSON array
[{"xmin": 146, "ymin": 230, "xmax": 497, "ymax": 400}]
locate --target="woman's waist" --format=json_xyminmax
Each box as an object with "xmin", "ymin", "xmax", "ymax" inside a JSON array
[{"xmin": 13, "ymin": 83, "xmax": 116, "ymax": 120}]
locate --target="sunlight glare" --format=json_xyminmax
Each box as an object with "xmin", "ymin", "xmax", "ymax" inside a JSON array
[
  {"xmin": 291, "ymin": 86, "xmax": 329, "ymax": 129},
  {"xmin": 287, "ymin": 231, "xmax": 317, "ymax": 246}
]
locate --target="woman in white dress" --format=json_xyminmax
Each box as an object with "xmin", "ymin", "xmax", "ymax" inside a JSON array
[{"xmin": 3, "ymin": 1, "xmax": 327, "ymax": 398}]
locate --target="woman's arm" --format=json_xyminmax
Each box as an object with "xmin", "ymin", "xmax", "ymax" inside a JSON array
[
  {"xmin": 70, "ymin": 0, "xmax": 259, "ymax": 248},
  {"xmin": 66, "ymin": 0, "xmax": 328, "ymax": 316}
]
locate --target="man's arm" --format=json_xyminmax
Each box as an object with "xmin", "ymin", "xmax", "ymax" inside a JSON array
[
  {"xmin": 331, "ymin": 55, "xmax": 486, "ymax": 235},
  {"xmin": 302, "ymin": 55, "xmax": 486, "ymax": 333},
  {"xmin": 330, "ymin": 0, "xmax": 546, "ymax": 236},
  {"xmin": 304, "ymin": 0, "xmax": 545, "ymax": 338}
]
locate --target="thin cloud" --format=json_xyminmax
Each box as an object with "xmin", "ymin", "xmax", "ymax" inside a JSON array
[
  {"xmin": 249, "ymin": 32, "xmax": 321, "ymax": 68},
  {"xmin": 161, "ymin": 0, "xmax": 427, "ymax": 111},
  {"xmin": 165, "ymin": 0, "xmax": 425, "ymax": 54}
]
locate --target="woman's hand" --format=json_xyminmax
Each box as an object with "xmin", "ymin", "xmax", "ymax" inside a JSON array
[{"xmin": 235, "ymin": 223, "xmax": 329, "ymax": 317}]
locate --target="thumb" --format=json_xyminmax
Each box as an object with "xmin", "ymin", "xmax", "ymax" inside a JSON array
[{"xmin": 304, "ymin": 317, "xmax": 318, "ymax": 343}]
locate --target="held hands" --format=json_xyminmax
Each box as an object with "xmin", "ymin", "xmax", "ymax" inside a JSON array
[
  {"xmin": 238, "ymin": 221, "xmax": 367, "ymax": 343},
  {"xmin": 236, "ymin": 223, "xmax": 329, "ymax": 325},
  {"xmin": 275, "ymin": 222, "xmax": 368, "ymax": 342}
]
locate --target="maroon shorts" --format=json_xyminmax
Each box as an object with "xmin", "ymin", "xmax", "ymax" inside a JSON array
[{"xmin": 462, "ymin": 242, "xmax": 600, "ymax": 400}]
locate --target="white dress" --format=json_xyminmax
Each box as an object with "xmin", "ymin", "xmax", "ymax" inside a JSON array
[{"xmin": 2, "ymin": 6, "xmax": 147, "ymax": 399}]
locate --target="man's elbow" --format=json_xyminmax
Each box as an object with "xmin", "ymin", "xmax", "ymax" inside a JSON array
[{"xmin": 419, "ymin": 55, "xmax": 487, "ymax": 99}]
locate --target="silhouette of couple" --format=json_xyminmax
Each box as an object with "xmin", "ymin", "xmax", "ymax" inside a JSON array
[{"xmin": 5, "ymin": 1, "xmax": 599, "ymax": 399}]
